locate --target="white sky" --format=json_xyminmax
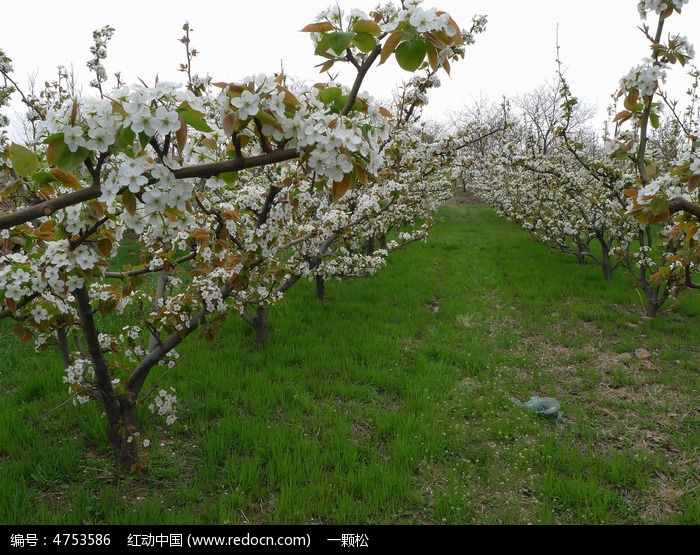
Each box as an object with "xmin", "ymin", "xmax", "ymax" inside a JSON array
[{"xmin": 2, "ymin": 0, "xmax": 699, "ymax": 134}]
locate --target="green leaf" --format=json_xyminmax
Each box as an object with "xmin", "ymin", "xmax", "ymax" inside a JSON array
[
  {"xmin": 649, "ymin": 195, "xmax": 669, "ymax": 217},
  {"xmin": 51, "ymin": 139, "xmax": 89, "ymax": 172},
  {"xmin": 255, "ymin": 110, "xmax": 278, "ymax": 128},
  {"xmin": 9, "ymin": 143, "xmax": 39, "ymax": 177},
  {"xmin": 314, "ymin": 34, "xmax": 334, "ymax": 56},
  {"xmin": 177, "ymin": 107, "xmax": 213, "ymax": 133},
  {"xmin": 326, "ymin": 32, "xmax": 355, "ymax": 55},
  {"xmin": 220, "ymin": 172, "xmax": 238, "ymax": 186},
  {"xmin": 353, "ymin": 19, "xmax": 382, "ymax": 37},
  {"xmin": 43, "ymin": 133, "xmax": 64, "ymax": 145},
  {"xmin": 353, "ymin": 32, "xmax": 376, "ymax": 53},
  {"xmin": 116, "ymin": 126, "xmax": 136, "ymax": 148},
  {"xmin": 32, "ymin": 171, "xmax": 58, "ymax": 185},
  {"xmin": 395, "ymin": 39, "xmax": 428, "ymax": 72},
  {"xmin": 0, "ymin": 180, "xmax": 22, "ymax": 199},
  {"xmin": 318, "ymin": 86, "xmax": 343, "ymax": 105},
  {"xmin": 649, "ymin": 111, "xmax": 660, "ymax": 129},
  {"xmin": 138, "ymin": 132, "xmax": 151, "ymax": 150}
]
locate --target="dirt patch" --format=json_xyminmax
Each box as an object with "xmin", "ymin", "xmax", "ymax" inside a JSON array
[
  {"xmin": 446, "ymin": 190, "xmax": 486, "ymax": 205},
  {"xmin": 639, "ymin": 472, "xmax": 690, "ymax": 522}
]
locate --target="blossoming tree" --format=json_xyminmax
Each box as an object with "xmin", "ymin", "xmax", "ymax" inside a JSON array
[
  {"xmin": 616, "ymin": 0, "xmax": 700, "ymax": 311},
  {"xmin": 0, "ymin": 1, "xmax": 475, "ymax": 471}
]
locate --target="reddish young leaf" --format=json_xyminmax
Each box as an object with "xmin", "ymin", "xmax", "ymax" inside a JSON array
[
  {"xmin": 380, "ymin": 30, "xmax": 404, "ymax": 65},
  {"xmin": 423, "ymin": 32, "xmax": 444, "ymax": 50},
  {"xmin": 301, "ymin": 21, "xmax": 334, "ymax": 33},
  {"xmin": 354, "ymin": 163, "xmax": 369, "ymax": 185},
  {"xmin": 70, "ymin": 99, "xmax": 79, "ymax": 126},
  {"xmin": 49, "ymin": 168, "xmax": 81, "ymax": 188},
  {"xmin": 12, "ymin": 324, "xmax": 32, "ymax": 344},
  {"xmin": 427, "ymin": 45, "xmax": 439, "ymax": 72},
  {"xmin": 442, "ymin": 58, "xmax": 452, "ymax": 76},
  {"xmin": 223, "ymin": 113, "xmax": 236, "ymax": 138},
  {"xmin": 624, "ymin": 90, "xmax": 639, "ymax": 111},
  {"xmin": 317, "ymin": 59, "xmax": 335, "ymax": 73},
  {"xmin": 278, "ymin": 86, "xmax": 301, "ymax": 107},
  {"xmin": 332, "ymin": 173, "xmax": 352, "ymax": 201},
  {"xmin": 97, "ymin": 238, "xmax": 113, "ymax": 257},
  {"xmin": 40, "ymin": 183, "xmax": 56, "ymax": 198},
  {"xmin": 201, "ymin": 138, "xmax": 218, "ymax": 151},
  {"xmin": 164, "ymin": 209, "xmax": 179, "ymax": 222},
  {"xmin": 37, "ymin": 219, "xmax": 56, "ymax": 238},
  {"xmin": 122, "ymin": 190, "xmax": 137, "ymax": 215},
  {"xmin": 176, "ymin": 114, "xmax": 188, "ymax": 152},
  {"xmin": 46, "ymin": 141, "xmax": 56, "ymax": 167}
]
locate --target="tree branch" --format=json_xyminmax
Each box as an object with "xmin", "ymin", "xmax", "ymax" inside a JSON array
[
  {"xmin": 257, "ymin": 185, "xmax": 282, "ymax": 227},
  {"xmin": 125, "ymin": 283, "xmax": 231, "ymax": 397},
  {"xmin": 637, "ymin": 14, "xmax": 665, "ymax": 185},
  {"xmin": 1, "ymin": 149, "xmax": 301, "ymax": 230},
  {"xmin": 0, "ymin": 186, "xmax": 102, "ymax": 230},
  {"xmin": 341, "ymin": 45, "xmax": 382, "ymax": 117},
  {"xmin": 669, "ymin": 196, "xmax": 700, "ymax": 219},
  {"xmin": 147, "ymin": 270, "xmax": 169, "ymax": 352},
  {"xmin": 104, "ymin": 251, "xmax": 195, "ymax": 280},
  {"xmin": 172, "ymin": 148, "xmax": 299, "ymax": 180},
  {"xmin": 73, "ymin": 286, "xmax": 121, "ymax": 420}
]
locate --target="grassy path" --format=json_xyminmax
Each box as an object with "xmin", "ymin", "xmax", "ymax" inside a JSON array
[{"xmin": 1, "ymin": 204, "xmax": 697, "ymax": 523}]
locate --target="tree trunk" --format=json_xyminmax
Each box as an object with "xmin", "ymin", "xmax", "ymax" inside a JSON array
[
  {"xmin": 103, "ymin": 393, "xmax": 140, "ymax": 472},
  {"xmin": 243, "ymin": 306, "xmax": 269, "ymax": 345},
  {"xmin": 315, "ymin": 275, "xmax": 326, "ymax": 301},
  {"xmin": 645, "ymin": 300, "xmax": 660, "ymax": 318},
  {"xmin": 640, "ymin": 281, "xmax": 669, "ymax": 318},
  {"xmin": 74, "ymin": 285, "xmax": 143, "ymax": 472},
  {"xmin": 601, "ymin": 247, "xmax": 614, "ymax": 281}
]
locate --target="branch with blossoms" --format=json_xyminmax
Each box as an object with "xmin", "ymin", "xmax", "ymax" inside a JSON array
[{"xmin": 614, "ymin": 0, "xmax": 700, "ymax": 307}]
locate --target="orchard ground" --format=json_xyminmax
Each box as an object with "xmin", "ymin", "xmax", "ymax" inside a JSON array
[{"xmin": 0, "ymin": 201, "xmax": 697, "ymax": 524}]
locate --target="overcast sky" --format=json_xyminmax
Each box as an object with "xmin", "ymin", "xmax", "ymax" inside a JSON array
[{"xmin": 2, "ymin": 1, "xmax": 699, "ymax": 134}]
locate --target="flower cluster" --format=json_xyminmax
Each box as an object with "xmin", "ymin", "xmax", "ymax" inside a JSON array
[
  {"xmin": 217, "ymin": 74, "xmax": 391, "ymax": 183},
  {"xmin": 619, "ymin": 59, "xmax": 666, "ymax": 97},
  {"xmin": 638, "ymin": 0, "xmax": 690, "ymax": 17},
  {"xmin": 404, "ymin": 3, "xmax": 454, "ymax": 35},
  {"xmin": 148, "ymin": 388, "xmax": 178, "ymax": 426},
  {"xmin": 63, "ymin": 358, "xmax": 94, "ymax": 405},
  {"xmin": 0, "ymin": 237, "xmax": 107, "ymax": 305},
  {"xmin": 41, "ymin": 81, "xmax": 194, "ymax": 156},
  {"xmin": 87, "ymin": 25, "xmax": 115, "ymax": 91}
]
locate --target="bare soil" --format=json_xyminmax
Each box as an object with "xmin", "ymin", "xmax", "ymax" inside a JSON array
[{"xmin": 446, "ymin": 189, "xmax": 486, "ymax": 205}]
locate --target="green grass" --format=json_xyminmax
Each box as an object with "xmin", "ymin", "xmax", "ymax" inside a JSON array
[{"xmin": 0, "ymin": 203, "xmax": 698, "ymax": 524}]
